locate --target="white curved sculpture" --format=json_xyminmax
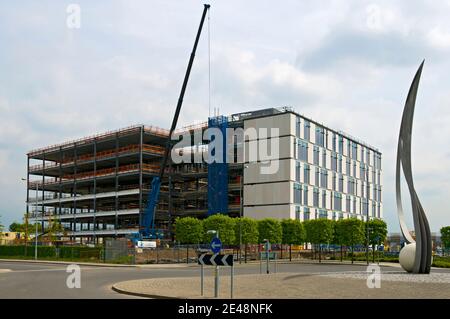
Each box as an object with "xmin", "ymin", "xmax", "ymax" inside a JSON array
[{"xmin": 396, "ymin": 60, "xmax": 432, "ymax": 274}]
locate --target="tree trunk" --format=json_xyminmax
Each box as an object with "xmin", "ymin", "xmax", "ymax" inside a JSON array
[
  {"xmin": 289, "ymin": 244, "xmax": 292, "ymax": 262},
  {"xmin": 340, "ymin": 245, "xmax": 343, "ymax": 262},
  {"xmin": 245, "ymin": 244, "xmax": 248, "ymax": 263},
  {"xmin": 186, "ymin": 246, "xmax": 189, "ymax": 264},
  {"xmin": 372, "ymin": 244, "xmax": 375, "ymax": 263},
  {"xmin": 319, "ymin": 244, "xmax": 322, "ymax": 263},
  {"xmin": 351, "ymin": 245, "xmax": 354, "ymax": 264}
]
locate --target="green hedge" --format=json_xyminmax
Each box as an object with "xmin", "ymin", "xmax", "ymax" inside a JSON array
[{"xmin": 0, "ymin": 245, "xmax": 101, "ymax": 259}]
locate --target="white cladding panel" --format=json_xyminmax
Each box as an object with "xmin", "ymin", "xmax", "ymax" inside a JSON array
[
  {"xmin": 244, "ymin": 205, "xmax": 292, "ymax": 220},
  {"xmin": 243, "ymin": 112, "xmax": 294, "ymax": 138},
  {"xmin": 244, "ymin": 136, "xmax": 293, "ymax": 162},
  {"xmin": 244, "ymin": 181, "xmax": 292, "ymax": 206},
  {"xmin": 244, "ymin": 159, "xmax": 294, "ymax": 184}
]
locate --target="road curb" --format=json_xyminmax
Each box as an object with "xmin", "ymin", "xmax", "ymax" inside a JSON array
[{"xmin": 111, "ymin": 284, "xmax": 180, "ymax": 299}]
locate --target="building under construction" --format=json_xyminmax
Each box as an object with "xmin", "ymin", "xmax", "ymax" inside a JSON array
[{"xmin": 27, "ymin": 107, "xmax": 383, "ymax": 243}]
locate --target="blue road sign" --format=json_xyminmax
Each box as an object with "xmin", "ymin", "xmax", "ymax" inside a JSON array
[{"xmin": 210, "ymin": 237, "xmax": 222, "ymax": 254}]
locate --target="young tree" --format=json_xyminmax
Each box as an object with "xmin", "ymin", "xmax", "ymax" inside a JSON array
[
  {"xmin": 257, "ymin": 218, "xmax": 282, "ymax": 244},
  {"xmin": 335, "ymin": 219, "xmax": 347, "ymax": 262},
  {"xmin": 337, "ymin": 218, "xmax": 365, "ymax": 264},
  {"xmin": 304, "ymin": 219, "xmax": 334, "ymax": 262},
  {"xmin": 441, "ymin": 226, "xmax": 450, "ymax": 256},
  {"xmin": 203, "ymin": 214, "xmax": 236, "ymax": 245},
  {"xmin": 281, "ymin": 219, "xmax": 305, "ymax": 261},
  {"xmin": 234, "ymin": 217, "xmax": 259, "ymax": 263},
  {"xmin": 174, "ymin": 217, "xmax": 204, "ymax": 264},
  {"xmin": 366, "ymin": 219, "xmax": 388, "ymax": 262}
]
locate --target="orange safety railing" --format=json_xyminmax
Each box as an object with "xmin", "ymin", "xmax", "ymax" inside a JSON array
[
  {"xmin": 29, "ymin": 144, "xmax": 165, "ymax": 172},
  {"xmin": 29, "ymin": 163, "xmax": 161, "ymax": 187},
  {"xmin": 28, "ymin": 124, "xmax": 170, "ymax": 157}
]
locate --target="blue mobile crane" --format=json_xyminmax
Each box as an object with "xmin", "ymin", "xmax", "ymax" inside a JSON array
[{"xmin": 138, "ymin": 4, "xmax": 211, "ymax": 241}]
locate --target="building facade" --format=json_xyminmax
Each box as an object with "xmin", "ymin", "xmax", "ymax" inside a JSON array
[
  {"xmin": 26, "ymin": 107, "xmax": 382, "ymax": 242},
  {"xmin": 243, "ymin": 111, "xmax": 383, "ymax": 222}
]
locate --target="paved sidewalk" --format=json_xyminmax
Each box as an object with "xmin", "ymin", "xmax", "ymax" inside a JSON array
[{"xmin": 112, "ymin": 272, "xmax": 450, "ymax": 299}]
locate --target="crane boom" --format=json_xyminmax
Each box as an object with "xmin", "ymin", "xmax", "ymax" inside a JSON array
[{"xmin": 140, "ymin": 4, "xmax": 211, "ymax": 239}]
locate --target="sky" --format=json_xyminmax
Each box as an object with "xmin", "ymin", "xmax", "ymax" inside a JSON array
[{"xmin": 0, "ymin": 0, "xmax": 449, "ymax": 233}]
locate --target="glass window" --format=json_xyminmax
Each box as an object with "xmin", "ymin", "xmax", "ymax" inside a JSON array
[
  {"xmin": 303, "ymin": 207, "xmax": 310, "ymax": 221},
  {"xmin": 315, "ymin": 167, "xmax": 320, "ymax": 186},
  {"xmin": 295, "ymin": 206, "xmax": 301, "ymax": 220},
  {"xmin": 346, "ymin": 195, "xmax": 351, "ymax": 213},
  {"xmin": 319, "ymin": 209, "xmax": 328, "ymax": 219},
  {"xmin": 332, "ymin": 172, "xmax": 336, "ymax": 191},
  {"xmin": 322, "ymin": 190, "xmax": 327, "ymax": 208},
  {"xmin": 338, "ymin": 155, "xmax": 342, "ymax": 173},
  {"xmin": 304, "ymin": 164, "xmax": 310, "ymax": 184},
  {"xmin": 296, "ymin": 116, "xmax": 301, "ymax": 137},
  {"xmin": 361, "ymin": 147, "xmax": 365, "ymax": 164},
  {"xmin": 294, "ymin": 183, "xmax": 302, "ymax": 204},
  {"xmin": 334, "ymin": 192, "xmax": 342, "ymax": 211},
  {"xmin": 313, "ymin": 146, "xmax": 319, "ymax": 165},
  {"xmin": 304, "ymin": 120, "xmax": 310, "ymax": 141},
  {"xmin": 296, "ymin": 162, "xmax": 301, "ymax": 182},
  {"xmin": 332, "ymin": 133, "xmax": 336, "ymax": 152},
  {"xmin": 313, "ymin": 187, "xmax": 319, "ymax": 207},
  {"xmin": 362, "ymin": 198, "xmax": 369, "ymax": 215},
  {"xmin": 346, "ymin": 159, "xmax": 351, "ymax": 176},
  {"xmin": 338, "ymin": 136, "xmax": 344, "ymax": 154},
  {"xmin": 339, "ymin": 174, "xmax": 344, "ymax": 192},
  {"xmin": 322, "ymin": 149, "xmax": 327, "ymax": 168},
  {"xmin": 298, "ymin": 140, "xmax": 309, "ymax": 162},
  {"xmin": 320, "ymin": 169, "xmax": 328, "ymax": 188},
  {"xmin": 331, "ymin": 152, "xmax": 337, "ymax": 171},
  {"xmin": 315, "ymin": 126, "xmax": 325, "ymax": 147},
  {"xmin": 303, "ymin": 185, "xmax": 308, "ymax": 206}
]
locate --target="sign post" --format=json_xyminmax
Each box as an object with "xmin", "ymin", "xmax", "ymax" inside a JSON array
[
  {"xmin": 198, "ymin": 253, "xmax": 234, "ymax": 298},
  {"xmin": 210, "ymin": 237, "xmax": 222, "ymax": 298},
  {"xmin": 200, "ymin": 263, "xmax": 204, "ymax": 296}
]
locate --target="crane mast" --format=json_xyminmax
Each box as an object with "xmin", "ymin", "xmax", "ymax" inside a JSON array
[{"xmin": 140, "ymin": 4, "xmax": 211, "ymax": 239}]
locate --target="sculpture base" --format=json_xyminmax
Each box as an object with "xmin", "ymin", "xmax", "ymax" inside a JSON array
[
  {"xmin": 399, "ymin": 243, "xmax": 416, "ymax": 272},
  {"xmin": 399, "ymin": 243, "xmax": 433, "ymax": 273}
]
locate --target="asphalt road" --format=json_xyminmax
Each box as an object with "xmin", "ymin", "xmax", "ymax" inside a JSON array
[{"xmin": 0, "ymin": 260, "xmax": 448, "ymax": 298}]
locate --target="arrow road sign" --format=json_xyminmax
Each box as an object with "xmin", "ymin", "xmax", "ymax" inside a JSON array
[
  {"xmin": 210, "ymin": 237, "xmax": 222, "ymax": 254},
  {"xmin": 198, "ymin": 254, "xmax": 233, "ymax": 266}
]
